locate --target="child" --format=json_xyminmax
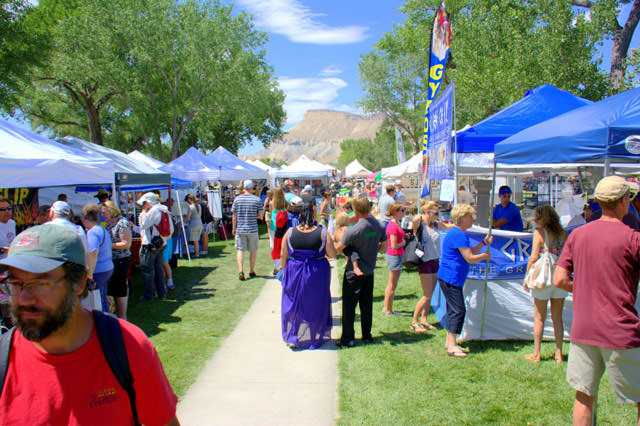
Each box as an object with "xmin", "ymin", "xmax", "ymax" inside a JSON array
[{"xmin": 332, "ymin": 212, "xmax": 363, "ymax": 276}]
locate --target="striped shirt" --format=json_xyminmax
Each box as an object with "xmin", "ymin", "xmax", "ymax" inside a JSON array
[{"xmin": 232, "ymin": 194, "xmax": 262, "ymax": 234}]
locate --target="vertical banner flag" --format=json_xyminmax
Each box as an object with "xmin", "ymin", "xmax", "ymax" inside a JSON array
[
  {"xmin": 427, "ymin": 82, "xmax": 454, "ymax": 181},
  {"xmin": 395, "ymin": 127, "xmax": 406, "ymax": 164},
  {"xmin": 421, "ymin": 2, "xmax": 452, "ymax": 198}
]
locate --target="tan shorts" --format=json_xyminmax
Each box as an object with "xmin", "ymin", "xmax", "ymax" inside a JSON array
[
  {"xmin": 567, "ymin": 342, "xmax": 640, "ymax": 403},
  {"xmin": 235, "ymin": 233, "xmax": 259, "ymax": 252}
]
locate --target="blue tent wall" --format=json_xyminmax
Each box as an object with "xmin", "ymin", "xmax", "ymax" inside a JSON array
[{"xmin": 456, "ymin": 85, "xmax": 592, "ymax": 153}]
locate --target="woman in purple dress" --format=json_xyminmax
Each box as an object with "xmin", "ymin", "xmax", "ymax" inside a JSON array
[{"xmin": 280, "ymin": 203, "xmax": 337, "ymax": 349}]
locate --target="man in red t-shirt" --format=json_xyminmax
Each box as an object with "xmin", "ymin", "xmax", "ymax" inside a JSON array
[
  {"xmin": 555, "ymin": 176, "xmax": 640, "ymax": 426},
  {"xmin": 0, "ymin": 224, "xmax": 179, "ymax": 426}
]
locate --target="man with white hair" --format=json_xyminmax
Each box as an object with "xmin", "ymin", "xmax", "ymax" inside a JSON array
[
  {"xmin": 232, "ymin": 180, "xmax": 263, "ymax": 280},
  {"xmin": 49, "ymin": 200, "xmax": 88, "ymax": 256},
  {"xmin": 137, "ymin": 192, "xmax": 173, "ymax": 301}
]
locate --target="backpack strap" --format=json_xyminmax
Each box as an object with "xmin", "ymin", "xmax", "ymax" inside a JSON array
[
  {"xmin": 0, "ymin": 327, "xmax": 16, "ymax": 398},
  {"xmin": 92, "ymin": 310, "xmax": 140, "ymax": 426}
]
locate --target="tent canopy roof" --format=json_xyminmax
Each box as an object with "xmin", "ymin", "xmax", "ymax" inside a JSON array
[
  {"xmin": 277, "ymin": 155, "xmax": 333, "ymax": 178},
  {"xmin": 345, "ymin": 159, "xmax": 372, "ymax": 177},
  {"xmin": 206, "ymin": 146, "xmax": 267, "ymax": 180},
  {"xmin": 381, "ymin": 153, "xmax": 422, "ymax": 178},
  {"xmin": 127, "ymin": 150, "xmax": 165, "ymax": 169},
  {"xmin": 60, "ymin": 136, "xmax": 170, "ymax": 186},
  {"xmin": 160, "ymin": 147, "xmax": 221, "ymax": 181},
  {"xmin": 456, "ymin": 84, "xmax": 592, "ymax": 153},
  {"xmin": 494, "ymin": 87, "xmax": 640, "ymax": 164},
  {"xmin": 0, "ymin": 120, "xmax": 114, "ymax": 188}
]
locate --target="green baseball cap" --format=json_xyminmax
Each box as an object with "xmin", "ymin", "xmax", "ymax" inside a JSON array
[{"xmin": 0, "ymin": 224, "xmax": 86, "ymax": 273}]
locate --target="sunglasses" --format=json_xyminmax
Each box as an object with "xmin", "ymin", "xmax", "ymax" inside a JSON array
[
  {"xmin": 398, "ymin": 208, "xmax": 406, "ymax": 212},
  {"xmin": 0, "ymin": 207, "xmax": 11, "ymax": 212}
]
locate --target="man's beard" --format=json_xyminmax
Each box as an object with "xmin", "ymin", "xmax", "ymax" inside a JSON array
[{"xmin": 11, "ymin": 289, "xmax": 76, "ymax": 342}]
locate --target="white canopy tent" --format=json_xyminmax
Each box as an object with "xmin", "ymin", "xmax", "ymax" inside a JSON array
[
  {"xmin": 247, "ymin": 159, "xmax": 278, "ymax": 188},
  {"xmin": 345, "ymin": 159, "xmax": 372, "ymax": 178},
  {"xmin": 0, "ymin": 120, "xmax": 114, "ymax": 188},
  {"xmin": 276, "ymin": 155, "xmax": 333, "ymax": 179},
  {"xmin": 128, "ymin": 150, "xmax": 166, "ymax": 169},
  {"xmin": 381, "ymin": 153, "xmax": 422, "ymax": 178}
]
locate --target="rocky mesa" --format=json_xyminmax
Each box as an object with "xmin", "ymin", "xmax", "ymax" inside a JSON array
[{"xmin": 244, "ymin": 110, "xmax": 385, "ymax": 165}]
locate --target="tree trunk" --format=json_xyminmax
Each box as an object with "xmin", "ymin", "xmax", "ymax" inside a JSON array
[
  {"xmin": 85, "ymin": 99, "xmax": 103, "ymax": 145},
  {"xmin": 610, "ymin": 0, "xmax": 640, "ymax": 91}
]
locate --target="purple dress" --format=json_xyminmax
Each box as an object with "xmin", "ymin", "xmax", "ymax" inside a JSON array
[{"xmin": 281, "ymin": 228, "xmax": 332, "ymax": 349}]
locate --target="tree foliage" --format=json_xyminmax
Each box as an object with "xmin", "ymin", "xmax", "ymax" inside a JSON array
[
  {"xmin": 358, "ymin": 0, "xmax": 619, "ymax": 154},
  {"xmin": 6, "ymin": 0, "xmax": 285, "ymax": 160},
  {"xmin": 339, "ymin": 124, "xmax": 408, "ymax": 171}
]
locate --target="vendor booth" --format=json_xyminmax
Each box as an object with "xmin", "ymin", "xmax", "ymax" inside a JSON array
[
  {"xmin": 206, "ymin": 146, "xmax": 268, "ymax": 181},
  {"xmin": 344, "ymin": 159, "xmax": 372, "ymax": 178},
  {"xmin": 276, "ymin": 155, "xmax": 334, "ymax": 194},
  {"xmin": 247, "ymin": 159, "xmax": 278, "ymax": 188}
]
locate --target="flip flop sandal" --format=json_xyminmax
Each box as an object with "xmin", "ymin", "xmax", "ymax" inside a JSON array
[
  {"xmin": 410, "ymin": 323, "xmax": 427, "ymax": 333},
  {"xmin": 447, "ymin": 350, "xmax": 468, "ymax": 358}
]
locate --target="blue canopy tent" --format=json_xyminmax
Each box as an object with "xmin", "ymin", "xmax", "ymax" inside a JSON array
[
  {"xmin": 160, "ymin": 147, "xmax": 222, "ymax": 181},
  {"xmin": 494, "ymin": 87, "xmax": 640, "ymax": 168},
  {"xmin": 456, "ymin": 84, "xmax": 593, "ymax": 153},
  {"xmin": 205, "ymin": 146, "xmax": 268, "ymax": 181}
]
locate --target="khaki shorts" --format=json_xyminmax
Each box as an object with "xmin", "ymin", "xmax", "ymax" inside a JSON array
[
  {"xmin": 235, "ymin": 233, "xmax": 259, "ymax": 252},
  {"xmin": 567, "ymin": 342, "xmax": 640, "ymax": 403}
]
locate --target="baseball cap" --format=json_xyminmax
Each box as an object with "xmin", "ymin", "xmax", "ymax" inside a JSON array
[
  {"xmin": 0, "ymin": 224, "xmax": 86, "ymax": 273},
  {"xmin": 290, "ymin": 196, "xmax": 303, "ymax": 207},
  {"xmin": 51, "ymin": 201, "xmax": 71, "ymax": 216},
  {"xmin": 594, "ymin": 176, "xmax": 639, "ymax": 202},
  {"xmin": 136, "ymin": 192, "xmax": 159, "ymax": 206},
  {"xmin": 498, "ymin": 186, "xmax": 512, "ymax": 195},
  {"xmin": 303, "ymin": 184, "xmax": 312, "ymax": 192},
  {"xmin": 243, "ymin": 180, "xmax": 254, "ymax": 189}
]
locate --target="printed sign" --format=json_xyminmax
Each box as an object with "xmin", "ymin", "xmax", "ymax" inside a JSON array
[{"xmin": 0, "ymin": 188, "xmax": 38, "ymax": 232}]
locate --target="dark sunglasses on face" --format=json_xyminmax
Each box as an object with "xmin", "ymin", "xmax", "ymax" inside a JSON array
[{"xmin": 0, "ymin": 207, "xmax": 11, "ymax": 212}]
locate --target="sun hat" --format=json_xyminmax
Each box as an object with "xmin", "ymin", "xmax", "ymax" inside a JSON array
[
  {"xmin": 51, "ymin": 201, "xmax": 71, "ymax": 216},
  {"xmin": 289, "ymin": 196, "xmax": 304, "ymax": 207},
  {"xmin": 136, "ymin": 192, "xmax": 159, "ymax": 206},
  {"xmin": 594, "ymin": 176, "xmax": 639, "ymax": 202},
  {"xmin": 0, "ymin": 224, "xmax": 86, "ymax": 273},
  {"xmin": 94, "ymin": 188, "xmax": 111, "ymax": 200}
]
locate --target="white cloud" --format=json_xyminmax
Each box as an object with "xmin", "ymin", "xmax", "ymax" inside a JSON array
[
  {"xmin": 318, "ymin": 66, "xmax": 343, "ymax": 77},
  {"xmin": 236, "ymin": 0, "xmax": 368, "ymax": 44},
  {"xmin": 277, "ymin": 77, "xmax": 361, "ymax": 126}
]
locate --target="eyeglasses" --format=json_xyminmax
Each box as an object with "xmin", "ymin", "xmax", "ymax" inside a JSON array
[
  {"xmin": 0, "ymin": 207, "xmax": 11, "ymax": 212},
  {"xmin": 1, "ymin": 276, "xmax": 66, "ymax": 296},
  {"xmin": 398, "ymin": 208, "xmax": 406, "ymax": 213}
]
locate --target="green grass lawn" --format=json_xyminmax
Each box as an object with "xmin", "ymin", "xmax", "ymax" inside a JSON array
[
  {"xmin": 336, "ymin": 258, "xmax": 638, "ymax": 425},
  {"xmin": 126, "ymin": 226, "xmax": 274, "ymax": 397}
]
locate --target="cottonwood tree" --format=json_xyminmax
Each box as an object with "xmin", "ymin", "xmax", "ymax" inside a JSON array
[
  {"xmin": 358, "ymin": 0, "xmax": 612, "ymax": 152},
  {"xmin": 339, "ymin": 124, "xmax": 405, "ymax": 171}
]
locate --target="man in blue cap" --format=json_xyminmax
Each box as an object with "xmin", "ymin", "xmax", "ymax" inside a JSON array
[{"xmin": 492, "ymin": 185, "xmax": 524, "ymax": 232}]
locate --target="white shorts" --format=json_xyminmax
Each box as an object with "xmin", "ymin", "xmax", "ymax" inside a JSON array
[{"xmin": 531, "ymin": 285, "xmax": 568, "ymax": 301}]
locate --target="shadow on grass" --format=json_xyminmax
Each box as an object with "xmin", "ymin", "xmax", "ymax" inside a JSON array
[
  {"xmin": 372, "ymin": 293, "xmax": 419, "ymax": 303},
  {"xmin": 462, "ymin": 339, "xmax": 530, "ymax": 355},
  {"xmin": 128, "ymin": 265, "xmax": 218, "ymax": 338},
  {"xmin": 375, "ymin": 329, "xmax": 437, "ymax": 345}
]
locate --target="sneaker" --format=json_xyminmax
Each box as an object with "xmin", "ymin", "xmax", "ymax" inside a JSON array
[
  {"xmin": 201, "ymin": 251, "xmax": 208, "ymax": 255},
  {"xmin": 362, "ymin": 337, "xmax": 374, "ymax": 345},
  {"xmin": 239, "ymin": 272, "xmax": 245, "ymax": 281},
  {"xmin": 337, "ymin": 340, "xmax": 356, "ymax": 348},
  {"xmin": 167, "ymin": 278, "xmax": 175, "ymax": 290},
  {"xmin": 249, "ymin": 272, "xmax": 257, "ymax": 278}
]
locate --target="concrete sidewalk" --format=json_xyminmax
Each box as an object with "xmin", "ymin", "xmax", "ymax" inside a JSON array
[{"xmin": 177, "ymin": 260, "xmax": 341, "ymax": 426}]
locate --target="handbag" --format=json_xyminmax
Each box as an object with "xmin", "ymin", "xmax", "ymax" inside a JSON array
[
  {"xmin": 401, "ymin": 222, "xmax": 424, "ymax": 267},
  {"xmin": 523, "ymin": 229, "xmax": 557, "ymax": 290}
]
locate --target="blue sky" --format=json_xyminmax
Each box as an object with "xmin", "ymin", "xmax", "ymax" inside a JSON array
[{"xmin": 230, "ymin": 0, "xmax": 407, "ymax": 155}]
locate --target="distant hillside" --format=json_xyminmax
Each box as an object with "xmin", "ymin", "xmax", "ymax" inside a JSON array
[{"xmin": 245, "ymin": 110, "xmax": 385, "ymax": 164}]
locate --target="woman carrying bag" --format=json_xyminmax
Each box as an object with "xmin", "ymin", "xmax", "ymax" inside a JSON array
[{"xmin": 523, "ymin": 205, "xmax": 568, "ymax": 363}]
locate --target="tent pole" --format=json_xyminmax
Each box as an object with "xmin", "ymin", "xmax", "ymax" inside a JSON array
[
  {"xmin": 175, "ymin": 189, "xmax": 190, "ymax": 262},
  {"xmin": 480, "ymin": 162, "xmax": 497, "ymax": 339}
]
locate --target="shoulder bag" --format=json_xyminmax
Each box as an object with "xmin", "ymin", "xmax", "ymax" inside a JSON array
[
  {"xmin": 401, "ymin": 222, "xmax": 424, "ymax": 267},
  {"xmin": 523, "ymin": 229, "xmax": 557, "ymax": 290}
]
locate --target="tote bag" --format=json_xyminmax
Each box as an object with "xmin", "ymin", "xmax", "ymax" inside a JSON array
[
  {"xmin": 523, "ymin": 229, "xmax": 557, "ymax": 290},
  {"xmin": 401, "ymin": 222, "xmax": 424, "ymax": 267}
]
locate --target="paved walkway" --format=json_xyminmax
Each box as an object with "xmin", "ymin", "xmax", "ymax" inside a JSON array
[{"xmin": 177, "ymin": 260, "xmax": 341, "ymax": 426}]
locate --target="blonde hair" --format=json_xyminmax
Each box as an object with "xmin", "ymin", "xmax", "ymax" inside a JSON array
[
  {"xmin": 103, "ymin": 200, "xmax": 121, "ymax": 218},
  {"xmin": 334, "ymin": 212, "xmax": 350, "ymax": 227},
  {"xmin": 451, "ymin": 204, "xmax": 476, "ymax": 224},
  {"xmin": 420, "ymin": 200, "xmax": 439, "ymax": 214},
  {"xmin": 352, "ymin": 195, "xmax": 371, "ymax": 214},
  {"xmin": 386, "ymin": 202, "xmax": 404, "ymax": 217}
]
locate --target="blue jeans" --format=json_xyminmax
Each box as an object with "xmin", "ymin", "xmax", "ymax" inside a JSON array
[
  {"xmin": 140, "ymin": 244, "xmax": 166, "ymax": 300},
  {"xmin": 93, "ymin": 269, "xmax": 114, "ymax": 312}
]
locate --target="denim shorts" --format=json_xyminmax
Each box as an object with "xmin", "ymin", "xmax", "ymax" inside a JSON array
[{"xmin": 385, "ymin": 254, "xmax": 403, "ymax": 271}]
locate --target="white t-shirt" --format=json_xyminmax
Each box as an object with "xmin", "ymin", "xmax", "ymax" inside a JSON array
[{"xmin": 0, "ymin": 219, "xmax": 16, "ymax": 259}]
